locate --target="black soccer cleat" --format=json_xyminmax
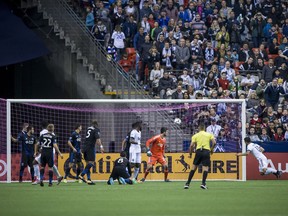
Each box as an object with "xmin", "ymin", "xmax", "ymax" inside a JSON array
[
  {"xmin": 164, "ymin": 179, "xmax": 172, "ymax": 182},
  {"xmin": 276, "ymin": 171, "xmax": 283, "ymax": 179},
  {"xmin": 78, "ymin": 175, "xmax": 87, "ymax": 183},
  {"xmin": 200, "ymin": 184, "xmax": 208, "ymax": 190},
  {"xmin": 87, "ymin": 180, "xmax": 95, "ymax": 185},
  {"xmin": 48, "ymin": 183, "xmax": 53, "ymax": 187},
  {"xmin": 184, "ymin": 183, "xmax": 189, "ymax": 189},
  {"xmin": 40, "ymin": 181, "xmax": 44, "ymax": 187},
  {"xmin": 57, "ymin": 176, "xmax": 63, "ymax": 185},
  {"xmin": 140, "ymin": 178, "xmax": 145, "ymax": 182}
]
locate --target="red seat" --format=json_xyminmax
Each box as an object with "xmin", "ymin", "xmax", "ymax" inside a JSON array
[{"xmin": 268, "ymin": 54, "xmax": 278, "ymax": 60}]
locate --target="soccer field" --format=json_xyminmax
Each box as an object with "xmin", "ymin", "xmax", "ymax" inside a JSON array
[{"xmin": 0, "ymin": 180, "xmax": 287, "ymax": 216}]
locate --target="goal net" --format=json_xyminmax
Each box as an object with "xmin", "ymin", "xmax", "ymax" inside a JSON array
[{"xmin": 1, "ymin": 99, "xmax": 246, "ymax": 183}]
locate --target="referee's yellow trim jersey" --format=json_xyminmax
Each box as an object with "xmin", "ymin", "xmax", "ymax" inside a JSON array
[{"xmin": 192, "ymin": 131, "xmax": 214, "ymax": 150}]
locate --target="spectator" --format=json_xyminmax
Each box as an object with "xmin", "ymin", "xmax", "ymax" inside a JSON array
[
  {"xmin": 150, "ymin": 21, "xmax": 162, "ymax": 41},
  {"xmin": 175, "ymin": 38, "xmax": 190, "ymax": 70},
  {"xmin": 206, "ymin": 118, "xmax": 222, "ymax": 138},
  {"xmin": 123, "ymin": 15, "xmax": 138, "ymax": 47},
  {"xmin": 139, "ymin": 0, "xmax": 152, "ymax": 21},
  {"xmin": 124, "ymin": 0, "xmax": 139, "ymax": 21},
  {"xmin": 221, "ymin": 61, "xmax": 235, "ymax": 83},
  {"xmin": 111, "ymin": 25, "xmax": 126, "ymax": 61},
  {"xmin": 273, "ymin": 126, "xmax": 285, "ymax": 141},
  {"xmin": 158, "ymin": 71, "xmax": 175, "ymax": 99},
  {"xmin": 259, "ymin": 128, "xmax": 271, "ymax": 142},
  {"xmin": 118, "ymin": 53, "xmax": 132, "ymax": 73},
  {"xmin": 150, "ymin": 61, "xmax": 164, "ymax": 97},
  {"xmin": 241, "ymin": 73, "xmax": 255, "ymax": 92},
  {"xmin": 238, "ymin": 42, "xmax": 253, "ymax": 62},
  {"xmin": 275, "ymin": 50, "xmax": 288, "ymax": 69},
  {"xmin": 262, "ymin": 58, "xmax": 276, "ymax": 83},
  {"xmin": 158, "ymin": 10, "xmax": 170, "ymax": 28},
  {"xmin": 141, "ymin": 15, "xmax": 151, "ymax": 34},
  {"xmin": 239, "ymin": 57, "xmax": 256, "ymax": 75},
  {"xmin": 259, "ymin": 43, "xmax": 269, "ymax": 61},
  {"xmin": 111, "ymin": 6, "xmax": 125, "ymax": 29},
  {"xmin": 163, "ymin": 0, "xmax": 179, "ymax": 23},
  {"xmin": 256, "ymin": 79, "xmax": 267, "ymax": 99},
  {"xmin": 85, "ymin": 7, "xmax": 95, "ymax": 31},
  {"xmin": 189, "ymin": 71, "xmax": 203, "ymax": 91},
  {"xmin": 207, "ymin": 19, "xmax": 220, "ymax": 48},
  {"xmin": 139, "ymin": 34, "xmax": 153, "ymax": 84},
  {"xmin": 180, "ymin": 68, "xmax": 192, "ymax": 90},
  {"xmin": 269, "ymin": 37, "xmax": 280, "ymax": 54},
  {"xmin": 248, "ymin": 127, "xmax": 261, "ymax": 142},
  {"xmin": 264, "ymin": 78, "xmax": 285, "ymax": 110},
  {"xmin": 91, "ymin": 19, "xmax": 109, "ymax": 47},
  {"xmin": 216, "ymin": 26, "xmax": 230, "ymax": 49},
  {"xmin": 171, "ymin": 85, "xmax": 184, "ymax": 99},
  {"xmin": 203, "ymin": 71, "xmax": 219, "ymax": 97},
  {"xmin": 191, "ymin": 13, "xmax": 207, "ymax": 35},
  {"xmin": 203, "ymin": 41, "xmax": 218, "ymax": 71},
  {"xmin": 250, "ymin": 12, "xmax": 266, "ymax": 48},
  {"xmin": 218, "ymin": 71, "xmax": 230, "ymax": 90},
  {"xmin": 148, "ymin": 46, "xmax": 161, "ymax": 70}
]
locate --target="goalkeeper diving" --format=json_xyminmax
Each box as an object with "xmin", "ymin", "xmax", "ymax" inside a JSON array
[{"xmin": 140, "ymin": 127, "xmax": 171, "ymax": 182}]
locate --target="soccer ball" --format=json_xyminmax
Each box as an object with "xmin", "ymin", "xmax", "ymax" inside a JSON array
[{"xmin": 174, "ymin": 118, "xmax": 181, "ymax": 125}]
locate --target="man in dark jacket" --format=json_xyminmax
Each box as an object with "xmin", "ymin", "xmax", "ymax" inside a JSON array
[
  {"xmin": 264, "ymin": 78, "xmax": 285, "ymax": 110},
  {"xmin": 158, "ymin": 71, "xmax": 175, "ymax": 99}
]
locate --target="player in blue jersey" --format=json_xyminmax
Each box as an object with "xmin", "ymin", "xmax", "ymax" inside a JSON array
[
  {"xmin": 18, "ymin": 125, "xmax": 37, "ymax": 183},
  {"xmin": 63, "ymin": 124, "xmax": 83, "ymax": 183},
  {"xmin": 107, "ymin": 151, "xmax": 133, "ymax": 185},
  {"xmin": 79, "ymin": 120, "xmax": 104, "ymax": 185},
  {"xmin": 35, "ymin": 124, "xmax": 63, "ymax": 187}
]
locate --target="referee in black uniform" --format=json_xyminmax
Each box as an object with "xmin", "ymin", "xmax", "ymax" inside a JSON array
[{"xmin": 184, "ymin": 123, "xmax": 216, "ymax": 190}]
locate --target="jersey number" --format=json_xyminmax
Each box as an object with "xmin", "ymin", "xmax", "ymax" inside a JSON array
[
  {"xmin": 42, "ymin": 138, "xmax": 52, "ymax": 148},
  {"xmin": 86, "ymin": 129, "xmax": 92, "ymax": 138},
  {"xmin": 117, "ymin": 158, "xmax": 123, "ymax": 164}
]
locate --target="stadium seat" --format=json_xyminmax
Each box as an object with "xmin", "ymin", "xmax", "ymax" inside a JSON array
[{"xmin": 268, "ymin": 54, "xmax": 279, "ymax": 60}]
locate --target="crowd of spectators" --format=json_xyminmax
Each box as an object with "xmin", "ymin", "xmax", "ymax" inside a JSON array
[{"xmin": 70, "ymin": 0, "xmax": 288, "ymax": 144}]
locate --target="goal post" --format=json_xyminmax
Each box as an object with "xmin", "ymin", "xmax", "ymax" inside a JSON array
[{"xmin": 2, "ymin": 99, "xmax": 246, "ymax": 183}]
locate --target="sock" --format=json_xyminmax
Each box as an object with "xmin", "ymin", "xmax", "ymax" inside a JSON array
[
  {"xmin": 202, "ymin": 171, "xmax": 208, "ymax": 185},
  {"xmin": 65, "ymin": 167, "xmax": 71, "ymax": 179},
  {"xmin": 20, "ymin": 165, "xmax": 25, "ymax": 177},
  {"xmin": 87, "ymin": 170, "xmax": 91, "ymax": 180},
  {"xmin": 30, "ymin": 166, "xmax": 34, "ymax": 181},
  {"xmin": 186, "ymin": 170, "xmax": 195, "ymax": 185},
  {"xmin": 164, "ymin": 169, "xmax": 168, "ymax": 181},
  {"xmin": 40, "ymin": 168, "xmax": 44, "ymax": 181},
  {"xmin": 133, "ymin": 168, "xmax": 140, "ymax": 179},
  {"xmin": 76, "ymin": 167, "xmax": 81, "ymax": 179},
  {"xmin": 48, "ymin": 170, "xmax": 53, "ymax": 184},
  {"xmin": 81, "ymin": 163, "xmax": 93, "ymax": 177},
  {"xmin": 144, "ymin": 169, "xmax": 150, "ymax": 179},
  {"xmin": 34, "ymin": 164, "xmax": 40, "ymax": 180},
  {"xmin": 265, "ymin": 168, "xmax": 277, "ymax": 175},
  {"xmin": 53, "ymin": 165, "xmax": 61, "ymax": 178}
]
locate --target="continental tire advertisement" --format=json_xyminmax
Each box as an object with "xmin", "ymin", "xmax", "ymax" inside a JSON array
[{"xmin": 58, "ymin": 153, "xmax": 242, "ymax": 180}]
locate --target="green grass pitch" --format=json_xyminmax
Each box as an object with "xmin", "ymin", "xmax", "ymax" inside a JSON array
[{"xmin": 0, "ymin": 180, "xmax": 287, "ymax": 216}]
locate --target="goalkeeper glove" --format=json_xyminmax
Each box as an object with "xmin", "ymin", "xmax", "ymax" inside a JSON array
[{"xmin": 146, "ymin": 150, "xmax": 152, "ymax": 157}]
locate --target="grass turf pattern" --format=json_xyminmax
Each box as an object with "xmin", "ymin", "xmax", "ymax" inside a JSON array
[{"xmin": 0, "ymin": 180, "xmax": 287, "ymax": 216}]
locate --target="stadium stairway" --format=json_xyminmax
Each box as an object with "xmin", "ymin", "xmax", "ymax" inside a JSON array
[
  {"xmin": 38, "ymin": 0, "xmax": 149, "ymax": 99},
  {"xmin": 35, "ymin": 0, "xmax": 190, "ymax": 151}
]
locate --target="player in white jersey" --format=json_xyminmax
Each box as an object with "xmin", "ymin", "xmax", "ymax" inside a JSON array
[
  {"xmin": 32, "ymin": 120, "xmax": 63, "ymax": 185},
  {"xmin": 129, "ymin": 121, "xmax": 142, "ymax": 183},
  {"xmin": 236, "ymin": 137, "xmax": 282, "ymax": 178}
]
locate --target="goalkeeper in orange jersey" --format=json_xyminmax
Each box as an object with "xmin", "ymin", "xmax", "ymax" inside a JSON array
[{"xmin": 140, "ymin": 127, "xmax": 171, "ymax": 182}]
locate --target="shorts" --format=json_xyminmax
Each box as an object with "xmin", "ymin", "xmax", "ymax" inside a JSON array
[
  {"xmin": 83, "ymin": 147, "xmax": 96, "ymax": 161},
  {"xmin": 41, "ymin": 152, "xmax": 54, "ymax": 168},
  {"xmin": 148, "ymin": 155, "xmax": 167, "ymax": 166},
  {"xmin": 258, "ymin": 157, "xmax": 268, "ymax": 172},
  {"xmin": 69, "ymin": 152, "xmax": 82, "ymax": 163},
  {"xmin": 21, "ymin": 154, "xmax": 34, "ymax": 167},
  {"xmin": 129, "ymin": 152, "xmax": 141, "ymax": 164},
  {"xmin": 110, "ymin": 167, "xmax": 130, "ymax": 180},
  {"xmin": 193, "ymin": 149, "xmax": 211, "ymax": 167}
]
